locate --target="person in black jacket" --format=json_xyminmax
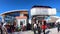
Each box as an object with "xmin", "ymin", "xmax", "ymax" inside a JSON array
[
  {"xmin": 27, "ymin": 23, "xmax": 31, "ymax": 30},
  {"xmin": 57, "ymin": 22, "xmax": 60, "ymax": 32}
]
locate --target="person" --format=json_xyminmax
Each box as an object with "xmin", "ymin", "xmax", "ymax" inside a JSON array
[
  {"xmin": 6, "ymin": 23, "xmax": 12, "ymax": 34},
  {"xmin": 57, "ymin": 22, "xmax": 60, "ymax": 32},
  {"xmin": 0, "ymin": 23, "xmax": 3, "ymax": 34},
  {"xmin": 12, "ymin": 22, "xmax": 16, "ymax": 32},
  {"xmin": 33, "ymin": 23, "xmax": 37, "ymax": 34},
  {"xmin": 37, "ymin": 22, "xmax": 41, "ymax": 34},
  {"xmin": 20, "ymin": 22, "xmax": 23, "ymax": 31},
  {"xmin": 42, "ymin": 20, "xmax": 47, "ymax": 34},
  {"xmin": 22, "ymin": 25, "xmax": 26, "ymax": 31},
  {"xmin": 11, "ymin": 25, "xmax": 15, "ymax": 32},
  {"xmin": 27, "ymin": 23, "xmax": 31, "ymax": 30},
  {"xmin": 2, "ymin": 23, "xmax": 8, "ymax": 34}
]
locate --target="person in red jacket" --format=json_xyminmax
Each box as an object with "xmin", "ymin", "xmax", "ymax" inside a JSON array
[{"xmin": 42, "ymin": 20, "xmax": 47, "ymax": 34}]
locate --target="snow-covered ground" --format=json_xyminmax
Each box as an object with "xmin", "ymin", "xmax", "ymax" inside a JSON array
[{"xmin": 45, "ymin": 28, "xmax": 60, "ymax": 34}]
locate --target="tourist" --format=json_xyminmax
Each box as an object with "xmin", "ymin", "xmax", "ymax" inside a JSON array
[
  {"xmin": 20, "ymin": 22, "xmax": 23, "ymax": 31},
  {"xmin": 33, "ymin": 23, "xmax": 37, "ymax": 34},
  {"xmin": 42, "ymin": 20, "xmax": 47, "ymax": 34},
  {"xmin": 6, "ymin": 23, "xmax": 12, "ymax": 34},
  {"xmin": 57, "ymin": 22, "xmax": 60, "ymax": 32},
  {"xmin": 0, "ymin": 23, "xmax": 3, "ymax": 34},
  {"xmin": 38, "ymin": 22, "xmax": 41, "ymax": 34},
  {"xmin": 2, "ymin": 23, "xmax": 8, "ymax": 34}
]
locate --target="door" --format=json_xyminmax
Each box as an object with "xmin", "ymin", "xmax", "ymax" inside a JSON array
[
  {"xmin": 20, "ymin": 19, "xmax": 26, "ymax": 26},
  {"xmin": 17, "ymin": 19, "xmax": 27, "ymax": 29}
]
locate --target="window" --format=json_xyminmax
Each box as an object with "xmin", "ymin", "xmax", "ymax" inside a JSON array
[
  {"xmin": 20, "ymin": 19, "xmax": 26, "ymax": 26},
  {"xmin": 20, "ymin": 19, "xmax": 25, "ymax": 24}
]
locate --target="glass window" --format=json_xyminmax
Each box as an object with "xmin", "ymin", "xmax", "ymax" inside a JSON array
[
  {"xmin": 20, "ymin": 19, "xmax": 26, "ymax": 25},
  {"xmin": 4, "ymin": 15, "xmax": 15, "ymax": 23},
  {"xmin": 4, "ymin": 12, "xmax": 20, "ymax": 23},
  {"xmin": 5, "ymin": 12, "xmax": 20, "ymax": 17}
]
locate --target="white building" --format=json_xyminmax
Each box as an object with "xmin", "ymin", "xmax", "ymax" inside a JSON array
[
  {"xmin": 47, "ymin": 16, "xmax": 60, "ymax": 23},
  {"xmin": 30, "ymin": 5, "xmax": 56, "ymax": 24}
]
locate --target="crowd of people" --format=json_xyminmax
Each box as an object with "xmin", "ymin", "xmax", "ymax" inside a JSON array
[
  {"xmin": 0, "ymin": 22, "xmax": 32, "ymax": 34},
  {"xmin": 33, "ymin": 20, "xmax": 47, "ymax": 34},
  {"xmin": 0, "ymin": 22, "xmax": 17, "ymax": 34},
  {"xmin": 0, "ymin": 20, "xmax": 47, "ymax": 34},
  {"xmin": 0, "ymin": 21, "xmax": 60, "ymax": 34}
]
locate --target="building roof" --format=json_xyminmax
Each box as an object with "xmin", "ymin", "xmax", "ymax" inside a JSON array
[
  {"xmin": 46, "ymin": 16, "xmax": 60, "ymax": 23},
  {"xmin": 50, "ymin": 16, "xmax": 60, "ymax": 19},
  {"xmin": 56, "ymin": 19, "xmax": 60, "ymax": 23},
  {"xmin": 32, "ymin": 5, "xmax": 52, "ymax": 8},
  {"xmin": 15, "ymin": 16, "xmax": 27, "ymax": 19},
  {"xmin": 0, "ymin": 9, "xmax": 28, "ymax": 16}
]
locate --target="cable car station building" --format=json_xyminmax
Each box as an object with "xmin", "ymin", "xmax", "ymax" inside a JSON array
[
  {"xmin": 1, "ymin": 10, "xmax": 29, "ymax": 27},
  {"xmin": 30, "ymin": 5, "xmax": 56, "ymax": 26},
  {"xmin": 0, "ymin": 5, "xmax": 56, "ymax": 30}
]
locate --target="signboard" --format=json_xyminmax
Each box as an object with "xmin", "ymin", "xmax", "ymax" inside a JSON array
[{"xmin": 31, "ymin": 8, "xmax": 56, "ymax": 16}]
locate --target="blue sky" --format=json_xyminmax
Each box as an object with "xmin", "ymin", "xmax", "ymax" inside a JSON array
[{"xmin": 0, "ymin": 0, "xmax": 60, "ymax": 17}]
